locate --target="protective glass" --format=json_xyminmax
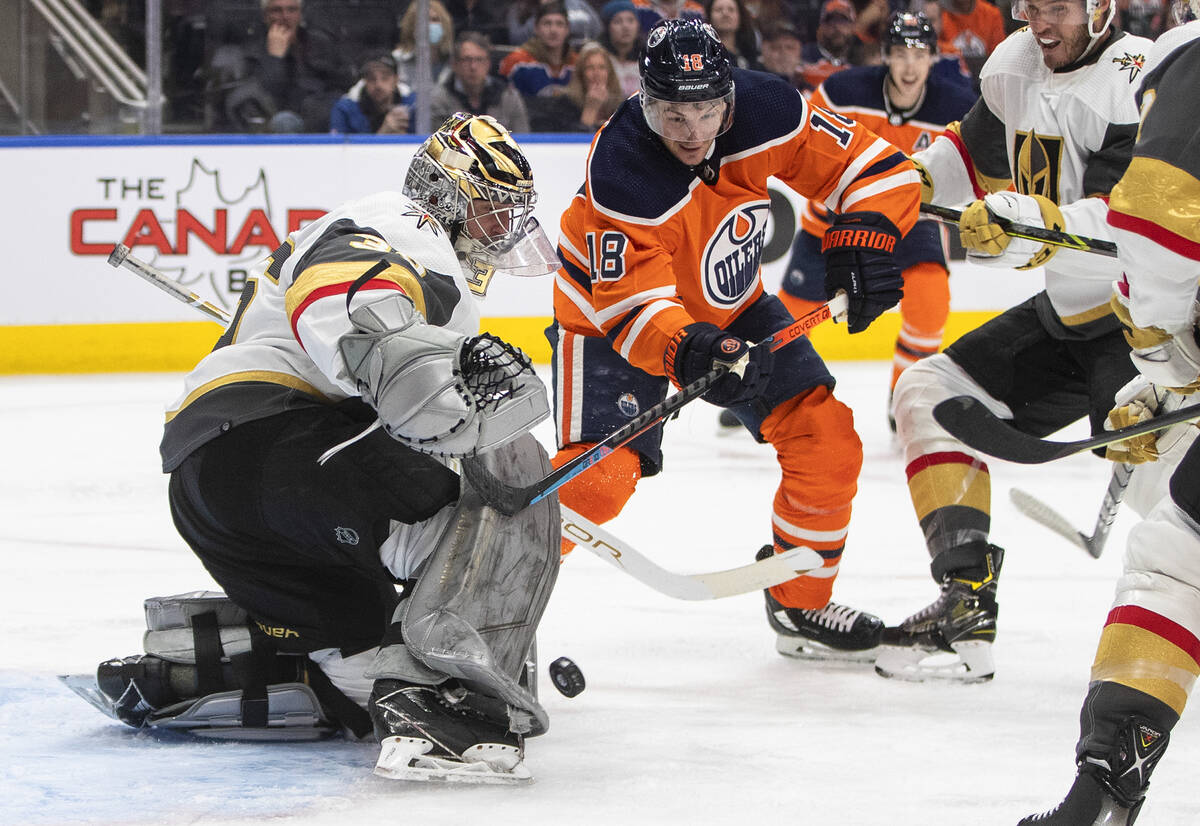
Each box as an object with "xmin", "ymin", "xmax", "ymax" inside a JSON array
[{"xmin": 641, "ymin": 91, "xmax": 735, "ymax": 143}]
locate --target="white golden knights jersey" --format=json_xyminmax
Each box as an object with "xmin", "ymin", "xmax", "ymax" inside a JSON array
[
  {"xmin": 915, "ymin": 27, "xmax": 1153, "ymax": 336},
  {"xmin": 1108, "ymin": 21, "xmax": 1200, "ymax": 336},
  {"xmin": 160, "ymin": 191, "xmax": 479, "ymax": 471}
]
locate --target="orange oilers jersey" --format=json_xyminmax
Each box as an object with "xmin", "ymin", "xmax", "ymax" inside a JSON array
[
  {"xmin": 800, "ymin": 63, "xmax": 977, "ymax": 236},
  {"xmin": 553, "ymin": 68, "xmax": 921, "ymax": 377}
]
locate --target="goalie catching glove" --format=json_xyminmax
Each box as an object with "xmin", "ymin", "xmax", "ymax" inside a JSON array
[
  {"xmin": 664, "ymin": 322, "xmax": 773, "ymax": 407},
  {"xmin": 339, "ymin": 294, "xmax": 549, "ymax": 458},
  {"xmin": 822, "ymin": 211, "xmax": 904, "ymax": 334},
  {"xmin": 958, "ymin": 192, "xmax": 1064, "ymax": 270}
]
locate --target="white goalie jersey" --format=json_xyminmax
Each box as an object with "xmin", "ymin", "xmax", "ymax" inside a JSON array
[
  {"xmin": 916, "ymin": 28, "xmax": 1153, "ymax": 334},
  {"xmin": 160, "ymin": 191, "xmax": 480, "ymax": 471}
]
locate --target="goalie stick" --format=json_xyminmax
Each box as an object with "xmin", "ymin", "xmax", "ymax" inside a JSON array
[
  {"xmin": 107, "ymin": 245, "xmax": 818, "ymax": 599},
  {"xmin": 932, "ymin": 395, "xmax": 1200, "ymax": 464},
  {"xmin": 461, "ymin": 292, "xmax": 850, "ymax": 516},
  {"xmin": 920, "ymin": 203, "xmax": 1118, "ymax": 258},
  {"xmin": 1009, "ymin": 462, "xmax": 1133, "ymax": 559},
  {"xmin": 563, "ymin": 506, "xmax": 823, "ymax": 600}
]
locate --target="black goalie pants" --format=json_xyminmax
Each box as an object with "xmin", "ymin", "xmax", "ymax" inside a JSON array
[{"xmin": 167, "ymin": 401, "xmax": 460, "ymax": 656}]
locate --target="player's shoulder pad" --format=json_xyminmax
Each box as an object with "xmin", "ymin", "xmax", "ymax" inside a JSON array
[
  {"xmin": 587, "ymin": 97, "xmax": 694, "ymax": 221},
  {"xmin": 1140, "ymin": 19, "xmax": 1200, "ymax": 84},
  {"xmin": 722, "ymin": 68, "xmax": 807, "ymax": 148},
  {"xmin": 820, "ymin": 64, "xmax": 887, "ymax": 110},
  {"xmin": 978, "ymin": 28, "xmax": 1045, "ymax": 83}
]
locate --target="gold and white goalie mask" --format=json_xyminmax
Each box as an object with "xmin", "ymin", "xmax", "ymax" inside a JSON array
[{"xmin": 403, "ymin": 113, "xmax": 558, "ymax": 296}]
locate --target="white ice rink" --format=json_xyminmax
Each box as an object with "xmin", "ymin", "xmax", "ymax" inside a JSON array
[{"xmin": 3, "ymin": 363, "xmax": 1198, "ymax": 826}]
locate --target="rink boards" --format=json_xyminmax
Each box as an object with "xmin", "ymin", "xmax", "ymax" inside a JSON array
[{"xmin": 0, "ymin": 134, "xmax": 1043, "ymax": 373}]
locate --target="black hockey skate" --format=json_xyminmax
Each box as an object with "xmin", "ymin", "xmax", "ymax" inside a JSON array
[
  {"xmin": 875, "ymin": 543, "xmax": 1002, "ymax": 683},
  {"xmin": 757, "ymin": 546, "xmax": 884, "ymax": 663},
  {"xmin": 370, "ymin": 679, "xmax": 531, "ymax": 785},
  {"xmin": 1018, "ymin": 716, "xmax": 1170, "ymax": 825}
]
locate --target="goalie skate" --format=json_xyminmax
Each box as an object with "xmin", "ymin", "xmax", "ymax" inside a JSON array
[
  {"xmin": 375, "ymin": 736, "xmax": 532, "ymax": 785},
  {"xmin": 370, "ymin": 679, "xmax": 532, "ymax": 785}
]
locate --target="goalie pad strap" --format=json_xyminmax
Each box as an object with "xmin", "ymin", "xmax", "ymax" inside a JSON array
[
  {"xmin": 192, "ymin": 612, "xmax": 225, "ymax": 697},
  {"xmin": 304, "ymin": 658, "xmax": 373, "ymax": 738}
]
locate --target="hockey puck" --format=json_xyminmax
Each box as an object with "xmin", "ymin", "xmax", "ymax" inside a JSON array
[{"xmin": 548, "ymin": 656, "xmax": 585, "ymax": 698}]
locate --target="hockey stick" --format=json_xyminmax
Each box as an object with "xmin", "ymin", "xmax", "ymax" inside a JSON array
[
  {"xmin": 461, "ymin": 292, "xmax": 851, "ymax": 516},
  {"xmin": 1009, "ymin": 462, "xmax": 1133, "ymax": 559},
  {"xmin": 106, "ymin": 245, "xmax": 823, "ymax": 599},
  {"xmin": 108, "ymin": 244, "xmax": 233, "ymax": 324},
  {"xmin": 919, "ymin": 203, "xmax": 1119, "ymax": 258},
  {"xmin": 563, "ymin": 507, "xmax": 823, "ymax": 600},
  {"xmin": 932, "ymin": 395, "xmax": 1200, "ymax": 464}
]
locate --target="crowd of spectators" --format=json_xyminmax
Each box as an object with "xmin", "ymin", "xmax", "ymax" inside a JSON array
[{"xmin": 88, "ymin": 0, "xmax": 1191, "ymax": 135}]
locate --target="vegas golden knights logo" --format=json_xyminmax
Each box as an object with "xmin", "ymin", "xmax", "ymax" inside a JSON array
[{"xmin": 1014, "ymin": 130, "xmax": 1064, "ymax": 204}]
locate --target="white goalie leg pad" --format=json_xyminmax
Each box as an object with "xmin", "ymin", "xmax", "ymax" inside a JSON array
[
  {"xmin": 374, "ymin": 736, "xmax": 532, "ymax": 785},
  {"xmin": 373, "ymin": 433, "xmax": 560, "ymax": 735},
  {"xmin": 892, "ymin": 354, "xmax": 1014, "ymax": 464}
]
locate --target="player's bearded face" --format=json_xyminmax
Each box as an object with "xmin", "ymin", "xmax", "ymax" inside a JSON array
[{"xmin": 1013, "ymin": 0, "xmax": 1096, "ymax": 68}]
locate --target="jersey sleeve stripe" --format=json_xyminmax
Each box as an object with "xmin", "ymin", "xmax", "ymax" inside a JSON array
[
  {"xmin": 825, "ymin": 137, "xmax": 893, "ymax": 209},
  {"xmin": 858, "ymin": 152, "xmax": 911, "ymax": 179},
  {"xmin": 1109, "ymin": 209, "xmax": 1200, "ymax": 261},
  {"xmin": 595, "ymin": 285, "xmax": 679, "ymax": 327},
  {"xmin": 559, "ymin": 233, "xmax": 589, "ymax": 271},
  {"xmin": 555, "ymin": 272, "xmax": 604, "ymax": 331},
  {"xmin": 560, "ymin": 256, "xmax": 593, "ymax": 294},
  {"xmin": 840, "ymin": 169, "xmax": 922, "ymax": 211},
  {"xmin": 616, "ymin": 298, "xmax": 686, "ymax": 361},
  {"xmin": 288, "ymin": 279, "xmax": 405, "ymax": 345}
]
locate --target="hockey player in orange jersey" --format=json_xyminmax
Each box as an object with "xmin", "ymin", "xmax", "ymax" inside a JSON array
[
  {"xmin": 777, "ymin": 12, "xmax": 977, "ymax": 429},
  {"xmin": 548, "ymin": 18, "xmax": 921, "ymax": 659}
]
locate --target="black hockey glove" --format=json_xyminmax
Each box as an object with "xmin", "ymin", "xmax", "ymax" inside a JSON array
[
  {"xmin": 664, "ymin": 322, "xmax": 773, "ymax": 408},
  {"xmin": 822, "ymin": 211, "xmax": 904, "ymax": 334}
]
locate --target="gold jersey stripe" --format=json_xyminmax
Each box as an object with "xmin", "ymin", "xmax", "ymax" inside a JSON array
[
  {"xmin": 164, "ymin": 370, "xmax": 329, "ymax": 422},
  {"xmin": 1110, "ymin": 156, "xmax": 1200, "ymax": 245},
  {"xmin": 285, "ymin": 262, "xmax": 427, "ymax": 320},
  {"xmin": 1090, "ymin": 622, "xmax": 1200, "ymax": 716},
  {"xmin": 1057, "ymin": 301, "xmax": 1115, "ymax": 327}
]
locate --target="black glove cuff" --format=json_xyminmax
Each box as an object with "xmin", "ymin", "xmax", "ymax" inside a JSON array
[{"xmin": 822, "ymin": 212, "xmax": 901, "ymax": 254}]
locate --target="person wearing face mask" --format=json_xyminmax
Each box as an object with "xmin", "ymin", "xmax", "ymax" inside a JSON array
[{"xmin": 393, "ymin": 0, "xmax": 456, "ymax": 87}]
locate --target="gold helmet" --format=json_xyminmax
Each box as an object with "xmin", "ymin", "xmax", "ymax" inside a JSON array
[{"xmin": 404, "ymin": 113, "xmax": 536, "ymax": 256}]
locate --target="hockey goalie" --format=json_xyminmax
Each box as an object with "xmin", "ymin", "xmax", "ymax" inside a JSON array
[{"xmin": 62, "ymin": 113, "xmax": 564, "ymax": 785}]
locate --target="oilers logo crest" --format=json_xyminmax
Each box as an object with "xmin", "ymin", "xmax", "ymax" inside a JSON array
[{"xmin": 702, "ymin": 201, "xmax": 770, "ymax": 308}]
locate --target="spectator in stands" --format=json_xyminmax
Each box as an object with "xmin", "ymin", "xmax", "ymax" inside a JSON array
[
  {"xmin": 329, "ymin": 52, "xmax": 414, "ymax": 134},
  {"xmin": 509, "ymin": 0, "xmax": 603, "ymax": 46},
  {"xmin": 527, "ymin": 41, "xmax": 624, "ymax": 131},
  {"xmin": 599, "ymin": 0, "xmax": 644, "ymax": 97},
  {"xmin": 210, "ymin": 0, "xmax": 352, "ymax": 132},
  {"xmin": 759, "ymin": 19, "xmax": 804, "ymax": 84},
  {"xmin": 798, "ymin": 0, "xmax": 861, "ymax": 94},
  {"xmin": 705, "ymin": 0, "xmax": 762, "ymax": 68},
  {"xmin": 500, "ymin": 1, "xmax": 578, "ymax": 97},
  {"xmin": 430, "ymin": 31, "xmax": 531, "ymax": 132},
  {"xmin": 937, "ymin": 0, "xmax": 1005, "ymax": 62},
  {"xmin": 443, "ymin": 0, "xmax": 508, "ymax": 45},
  {"xmin": 393, "ymin": 0, "xmax": 455, "ymax": 87},
  {"xmin": 630, "ymin": 0, "xmax": 705, "ymax": 33},
  {"xmin": 853, "ymin": 0, "xmax": 901, "ymax": 54},
  {"xmin": 744, "ymin": 0, "xmax": 802, "ymax": 33}
]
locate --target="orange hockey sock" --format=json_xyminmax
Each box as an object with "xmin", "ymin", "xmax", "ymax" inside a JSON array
[{"xmin": 551, "ymin": 444, "xmax": 642, "ymax": 557}]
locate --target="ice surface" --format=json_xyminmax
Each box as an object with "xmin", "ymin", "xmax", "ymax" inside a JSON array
[{"xmin": 2, "ymin": 365, "xmax": 1197, "ymax": 825}]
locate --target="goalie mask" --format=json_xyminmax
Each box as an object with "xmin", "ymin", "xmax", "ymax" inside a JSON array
[{"xmin": 404, "ymin": 113, "xmax": 557, "ymax": 296}]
